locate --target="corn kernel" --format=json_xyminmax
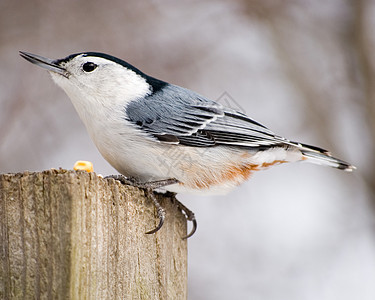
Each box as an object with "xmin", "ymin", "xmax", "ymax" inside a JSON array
[{"xmin": 73, "ymin": 161, "xmax": 94, "ymax": 173}]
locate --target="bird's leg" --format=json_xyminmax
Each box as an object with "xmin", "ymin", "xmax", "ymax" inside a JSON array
[{"xmin": 105, "ymin": 175, "xmax": 187, "ymax": 236}]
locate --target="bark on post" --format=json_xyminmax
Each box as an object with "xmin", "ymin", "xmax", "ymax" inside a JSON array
[{"xmin": 0, "ymin": 169, "xmax": 187, "ymax": 299}]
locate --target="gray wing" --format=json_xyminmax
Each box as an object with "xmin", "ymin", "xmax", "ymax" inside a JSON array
[{"xmin": 125, "ymin": 84, "xmax": 287, "ymax": 148}]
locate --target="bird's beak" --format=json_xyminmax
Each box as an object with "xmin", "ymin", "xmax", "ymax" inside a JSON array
[{"xmin": 19, "ymin": 51, "xmax": 68, "ymax": 77}]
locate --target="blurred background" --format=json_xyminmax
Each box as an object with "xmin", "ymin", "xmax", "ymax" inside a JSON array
[{"xmin": 1, "ymin": 0, "xmax": 375, "ymax": 299}]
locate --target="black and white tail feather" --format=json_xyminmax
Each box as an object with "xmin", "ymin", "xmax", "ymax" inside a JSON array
[{"xmin": 295, "ymin": 142, "xmax": 354, "ymax": 172}]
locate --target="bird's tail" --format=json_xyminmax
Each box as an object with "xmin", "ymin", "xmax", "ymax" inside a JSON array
[{"xmin": 293, "ymin": 142, "xmax": 355, "ymax": 172}]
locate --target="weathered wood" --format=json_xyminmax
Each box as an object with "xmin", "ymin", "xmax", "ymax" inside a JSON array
[{"xmin": 0, "ymin": 169, "xmax": 187, "ymax": 299}]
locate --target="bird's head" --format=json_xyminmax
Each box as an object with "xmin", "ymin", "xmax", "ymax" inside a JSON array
[{"xmin": 19, "ymin": 51, "xmax": 156, "ymax": 108}]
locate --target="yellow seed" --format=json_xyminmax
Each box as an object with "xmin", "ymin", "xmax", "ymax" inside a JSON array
[{"xmin": 73, "ymin": 161, "xmax": 94, "ymax": 173}]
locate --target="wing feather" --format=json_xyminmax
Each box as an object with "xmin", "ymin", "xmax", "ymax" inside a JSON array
[{"xmin": 125, "ymin": 84, "xmax": 286, "ymax": 148}]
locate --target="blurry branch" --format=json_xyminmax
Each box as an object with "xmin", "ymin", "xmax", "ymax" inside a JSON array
[
  {"xmin": 243, "ymin": 3, "xmax": 338, "ymax": 149},
  {"xmin": 267, "ymin": 21, "xmax": 335, "ymax": 148},
  {"xmin": 351, "ymin": 0, "xmax": 375, "ymax": 200},
  {"xmin": 241, "ymin": 0, "xmax": 375, "ymax": 203},
  {"xmin": 241, "ymin": 0, "xmax": 345, "ymax": 152}
]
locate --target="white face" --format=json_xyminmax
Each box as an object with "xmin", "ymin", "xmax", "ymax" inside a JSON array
[{"xmin": 50, "ymin": 54, "xmax": 151, "ymax": 111}]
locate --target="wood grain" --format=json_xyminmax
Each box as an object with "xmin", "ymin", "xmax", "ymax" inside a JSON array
[{"xmin": 0, "ymin": 169, "xmax": 187, "ymax": 299}]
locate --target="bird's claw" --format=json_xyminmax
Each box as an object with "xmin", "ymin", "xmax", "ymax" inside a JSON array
[
  {"xmin": 145, "ymin": 191, "xmax": 165, "ymax": 235},
  {"xmin": 175, "ymin": 199, "xmax": 197, "ymax": 239},
  {"xmin": 183, "ymin": 218, "xmax": 197, "ymax": 240}
]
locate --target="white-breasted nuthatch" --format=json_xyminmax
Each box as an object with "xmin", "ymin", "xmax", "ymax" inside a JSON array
[{"xmin": 20, "ymin": 51, "xmax": 355, "ymax": 237}]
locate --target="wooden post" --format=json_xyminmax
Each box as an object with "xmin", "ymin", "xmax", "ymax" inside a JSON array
[{"xmin": 0, "ymin": 170, "xmax": 187, "ymax": 299}]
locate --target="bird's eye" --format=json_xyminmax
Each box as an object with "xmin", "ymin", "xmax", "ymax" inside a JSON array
[{"xmin": 82, "ymin": 62, "xmax": 97, "ymax": 72}]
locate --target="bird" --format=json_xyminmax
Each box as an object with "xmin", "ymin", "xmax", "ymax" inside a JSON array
[{"xmin": 19, "ymin": 51, "xmax": 355, "ymax": 238}]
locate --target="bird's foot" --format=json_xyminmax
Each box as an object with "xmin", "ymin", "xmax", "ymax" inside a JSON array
[
  {"xmin": 105, "ymin": 174, "xmax": 178, "ymax": 189},
  {"xmin": 105, "ymin": 174, "xmax": 197, "ymax": 238}
]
